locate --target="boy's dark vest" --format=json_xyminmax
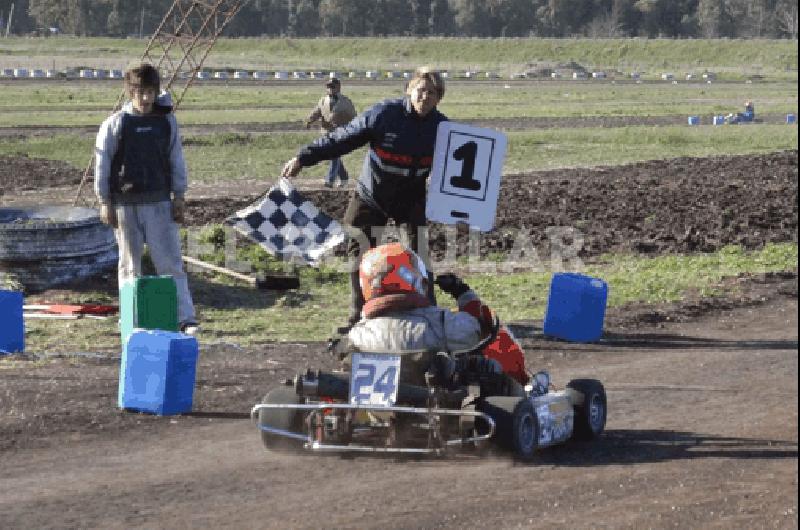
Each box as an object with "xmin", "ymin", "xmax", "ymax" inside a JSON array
[{"xmin": 109, "ymin": 113, "xmax": 172, "ymax": 204}]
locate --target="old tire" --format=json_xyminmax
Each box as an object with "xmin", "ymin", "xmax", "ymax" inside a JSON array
[
  {"xmin": 567, "ymin": 379, "xmax": 606, "ymax": 440},
  {"xmin": 479, "ymin": 396, "xmax": 538, "ymax": 461},
  {"xmin": 0, "ymin": 206, "xmax": 117, "ymax": 292},
  {"xmin": 258, "ymin": 386, "xmax": 305, "ymax": 452}
]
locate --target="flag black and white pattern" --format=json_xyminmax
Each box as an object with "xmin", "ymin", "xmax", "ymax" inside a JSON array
[{"xmin": 224, "ymin": 178, "xmax": 346, "ymax": 266}]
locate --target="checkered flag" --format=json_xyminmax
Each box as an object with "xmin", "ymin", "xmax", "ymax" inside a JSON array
[{"xmin": 224, "ymin": 178, "xmax": 346, "ymax": 267}]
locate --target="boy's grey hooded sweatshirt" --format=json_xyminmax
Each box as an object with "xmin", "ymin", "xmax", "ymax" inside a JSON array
[{"xmin": 94, "ymin": 91, "xmax": 187, "ymax": 205}]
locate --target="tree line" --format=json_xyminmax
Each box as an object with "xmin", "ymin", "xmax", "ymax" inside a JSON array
[{"xmin": 1, "ymin": 0, "xmax": 797, "ymax": 39}]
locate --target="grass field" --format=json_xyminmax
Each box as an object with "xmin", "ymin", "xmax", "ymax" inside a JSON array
[
  {"xmin": 0, "ymin": 74, "xmax": 797, "ymax": 180},
  {"xmin": 1, "ymin": 124, "xmax": 795, "ymax": 180},
  {"xmin": 0, "ymin": 81, "xmax": 798, "ymax": 127},
  {"xmin": 1, "ymin": 37, "xmax": 797, "ymax": 79},
  {"xmin": 20, "ymin": 243, "xmax": 798, "ymax": 352}
]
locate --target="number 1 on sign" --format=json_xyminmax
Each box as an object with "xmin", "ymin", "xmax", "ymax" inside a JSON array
[{"xmin": 450, "ymin": 141, "xmax": 481, "ymax": 191}]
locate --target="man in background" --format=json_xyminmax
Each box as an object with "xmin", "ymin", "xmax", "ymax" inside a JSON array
[{"xmin": 305, "ymin": 77, "xmax": 357, "ymax": 187}]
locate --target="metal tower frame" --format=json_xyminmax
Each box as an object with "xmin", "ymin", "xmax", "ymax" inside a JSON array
[{"xmin": 73, "ymin": 0, "xmax": 248, "ymax": 206}]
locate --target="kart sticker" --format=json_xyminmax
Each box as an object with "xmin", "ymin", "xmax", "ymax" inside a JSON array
[
  {"xmin": 536, "ymin": 402, "xmax": 574, "ymax": 446},
  {"xmin": 349, "ymin": 353, "xmax": 401, "ymax": 407}
]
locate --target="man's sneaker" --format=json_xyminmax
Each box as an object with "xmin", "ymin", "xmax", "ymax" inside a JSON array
[
  {"xmin": 323, "ymin": 181, "xmax": 334, "ymax": 188},
  {"xmin": 180, "ymin": 322, "xmax": 200, "ymax": 336},
  {"xmin": 335, "ymin": 180, "xmax": 347, "ymax": 188}
]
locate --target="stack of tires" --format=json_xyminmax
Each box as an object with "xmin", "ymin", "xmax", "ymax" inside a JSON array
[{"xmin": 0, "ymin": 206, "xmax": 117, "ymax": 292}]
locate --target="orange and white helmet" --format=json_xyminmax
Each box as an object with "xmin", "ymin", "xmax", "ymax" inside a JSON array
[{"xmin": 359, "ymin": 243, "xmax": 428, "ymax": 303}]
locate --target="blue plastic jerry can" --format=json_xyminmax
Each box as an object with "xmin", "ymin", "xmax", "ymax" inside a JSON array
[
  {"xmin": 0, "ymin": 290, "xmax": 24, "ymax": 354},
  {"xmin": 543, "ymin": 273, "xmax": 608, "ymax": 343},
  {"xmin": 119, "ymin": 329, "xmax": 199, "ymax": 415}
]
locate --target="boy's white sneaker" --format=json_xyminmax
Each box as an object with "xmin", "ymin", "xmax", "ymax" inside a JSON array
[{"xmin": 180, "ymin": 322, "xmax": 200, "ymax": 336}]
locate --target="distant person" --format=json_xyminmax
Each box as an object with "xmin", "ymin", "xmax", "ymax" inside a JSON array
[
  {"xmin": 727, "ymin": 100, "xmax": 755, "ymax": 124},
  {"xmin": 94, "ymin": 62, "xmax": 199, "ymax": 336},
  {"xmin": 281, "ymin": 67, "xmax": 448, "ymax": 333},
  {"xmin": 743, "ymin": 100, "xmax": 755, "ymax": 121},
  {"xmin": 305, "ymin": 77, "xmax": 357, "ymax": 188}
]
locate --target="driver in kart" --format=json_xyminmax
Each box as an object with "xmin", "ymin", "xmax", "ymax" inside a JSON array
[{"xmin": 338, "ymin": 242, "xmax": 530, "ymax": 395}]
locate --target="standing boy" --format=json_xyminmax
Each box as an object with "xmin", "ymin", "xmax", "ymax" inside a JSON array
[
  {"xmin": 94, "ymin": 62, "xmax": 198, "ymax": 335},
  {"xmin": 305, "ymin": 77, "xmax": 357, "ymax": 187}
]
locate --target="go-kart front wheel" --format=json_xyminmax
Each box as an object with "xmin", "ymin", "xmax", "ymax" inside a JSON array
[
  {"xmin": 258, "ymin": 386, "xmax": 305, "ymax": 452},
  {"xmin": 479, "ymin": 396, "xmax": 539, "ymax": 461},
  {"xmin": 567, "ymin": 379, "xmax": 606, "ymax": 440}
]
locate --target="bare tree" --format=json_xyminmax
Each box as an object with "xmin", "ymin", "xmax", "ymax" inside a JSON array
[
  {"xmin": 696, "ymin": 0, "xmax": 724, "ymax": 37},
  {"xmin": 775, "ymin": 0, "xmax": 798, "ymax": 38},
  {"xmin": 585, "ymin": 8, "xmax": 624, "ymax": 37},
  {"xmin": 747, "ymin": 0, "xmax": 770, "ymax": 37}
]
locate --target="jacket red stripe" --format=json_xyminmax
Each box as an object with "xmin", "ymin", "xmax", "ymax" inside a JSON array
[{"xmin": 374, "ymin": 146, "xmax": 433, "ymax": 167}]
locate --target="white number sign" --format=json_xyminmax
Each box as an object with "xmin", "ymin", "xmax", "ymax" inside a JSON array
[
  {"xmin": 349, "ymin": 353, "xmax": 401, "ymax": 407},
  {"xmin": 426, "ymin": 122, "xmax": 507, "ymax": 232}
]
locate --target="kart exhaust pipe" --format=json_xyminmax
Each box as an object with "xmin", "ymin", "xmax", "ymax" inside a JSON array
[{"xmin": 294, "ymin": 370, "xmax": 349, "ymax": 399}]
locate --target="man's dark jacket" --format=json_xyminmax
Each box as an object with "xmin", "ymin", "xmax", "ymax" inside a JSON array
[{"xmin": 297, "ymin": 97, "xmax": 447, "ymax": 216}]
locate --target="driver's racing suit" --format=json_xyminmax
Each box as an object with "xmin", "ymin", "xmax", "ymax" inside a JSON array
[{"xmin": 346, "ymin": 286, "xmax": 529, "ymax": 390}]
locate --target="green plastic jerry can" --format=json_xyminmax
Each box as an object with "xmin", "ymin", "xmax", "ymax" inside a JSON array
[{"xmin": 119, "ymin": 276, "xmax": 179, "ymax": 346}]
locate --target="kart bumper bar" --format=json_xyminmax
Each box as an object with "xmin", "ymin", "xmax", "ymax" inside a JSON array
[{"xmin": 251, "ymin": 402, "xmax": 495, "ymax": 454}]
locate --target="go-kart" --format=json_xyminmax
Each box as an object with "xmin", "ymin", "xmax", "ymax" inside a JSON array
[{"xmin": 251, "ymin": 325, "xmax": 606, "ymax": 460}]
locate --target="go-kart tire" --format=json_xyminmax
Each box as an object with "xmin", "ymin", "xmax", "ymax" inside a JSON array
[
  {"xmin": 567, "ymin": 379, "xmax": 606, "ymax": 440},
  {"xmin": 478, "ymin": 396, "xmax": 539, "ymax": 461},
  {"xmin": 258, "ymin": 386, "xmax": 305, "ymax": 452}
]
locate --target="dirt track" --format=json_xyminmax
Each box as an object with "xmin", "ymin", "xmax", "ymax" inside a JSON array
[{"xmin": 1, "ymin": 293, "xmax": 796, "ymax": 529}]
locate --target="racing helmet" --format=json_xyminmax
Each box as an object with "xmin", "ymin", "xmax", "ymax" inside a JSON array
[{"xmin": 359, "ymin": 243, "xmax": 428, "ymax": 302}]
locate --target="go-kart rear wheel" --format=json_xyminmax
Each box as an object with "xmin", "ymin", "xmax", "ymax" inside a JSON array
[
  {"xmin": 567, "ymin": 379, "xmax": 606, "ymax": 440},
  {"xmin": 479, "ymin": 396, "xmax": 539, "ymax": 461},
  {"xmin": 258, "ymin": 386, "xmax": 305, "ymax": 452}
]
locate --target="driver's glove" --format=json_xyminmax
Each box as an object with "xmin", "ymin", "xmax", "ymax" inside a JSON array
[
  {"xmin": 435, "ymin": 273, "xmax": 470, "ymax": 299},
  {"xmin": 425, "ymin": 351, "xmax": 456, "ymax": 388}
]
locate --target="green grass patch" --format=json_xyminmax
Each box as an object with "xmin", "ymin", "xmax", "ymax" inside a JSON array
[
  {"xmin": 2, "ymin": 37, "xmax": 797, "ymax": 80},
  {"xmin": 469, "ymin": 242, "xmax": 798, "ymax": 322},
  {"xmin": 19, "ymin": 242, "xmax": 797, "ymax": 353},
  {"xmin": 504, "ymin": 124, "xmax": 798, "ymax": 172},
  {"xmin": 2, "ymin": 123, "xmax": 795, "ymax": 182},
  {"xmin": 0, "ymin": 81, "xmax": 796, "ymax": 127},
  {"xmin": 0, "ymin": 134, "xmax": 93, "ymax": 168}
]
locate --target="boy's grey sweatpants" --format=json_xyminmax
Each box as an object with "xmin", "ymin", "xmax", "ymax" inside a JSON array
[{"xmin": 114, "ymin": 201, "xmax": 196, "ymax": 325}]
